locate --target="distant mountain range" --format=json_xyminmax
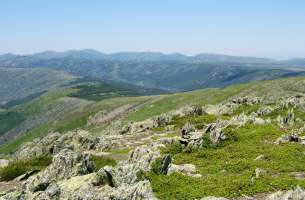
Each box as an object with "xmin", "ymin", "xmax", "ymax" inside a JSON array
[
  {"xmin": 0, "ymin": 49, "xmax": 305, "ymax": 93},
  {"xmin": 2, "ymin": 49, "xmax": 304, "ymax": 64}
]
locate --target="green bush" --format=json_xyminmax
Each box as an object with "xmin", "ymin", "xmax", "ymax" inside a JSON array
[
  {"xmin": 91, "ymin": 155, "xmax": 117, "ymax": 170},
  {"xmin": 0, "ymin": 155, "xmax": 52, "ymax": 181}
]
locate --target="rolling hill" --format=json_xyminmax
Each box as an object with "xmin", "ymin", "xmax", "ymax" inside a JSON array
[{"xmin": 1, "ymin": 50, "xmax": 305, "ymax": 92}]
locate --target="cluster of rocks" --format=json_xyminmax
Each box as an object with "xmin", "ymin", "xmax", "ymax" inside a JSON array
[
  {"xmin": 171, "ymin": 105, "xmax": 203, "ymax": 117},
  {"xmin": 275, "ymin": 126, "xmax": 305, "ymax": 145},
  {"xmin": 15, "ymin": 130, "xmax": 112, "ymax": 160},
  {"xmin": 180, "ymin": 123, "xmax": 204, "ymax": 150},
  {"xmin": 204, "ymin": 120, "xmax": 229, "ymax": 144},
  {"xmin": 230, "ymin": 96, "xmax": 262, "ymax": 105},
  {"xmin": 204, "ymin": 102, "xmax": 238, "ymax": 116},
  {"xmin": 279, "ymin": 95, "xmax": 305, "ymax": 109},
  {"xmin": 3, "ymin": 141, "xmax": 167, "ymax": 199},
  {"xmin": 179, "ymin": 120, "xmax": 229, "ymax": 150}
]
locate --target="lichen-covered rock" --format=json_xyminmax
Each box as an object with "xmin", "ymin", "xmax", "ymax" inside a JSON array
[
  {"xmin": 15, "ymin": 130, "xmax": 112, "ymax": 160},
  {"xmin": 267, "ymin": 186, "xmax": 305, "ymax": 200},
  {"xmin": 205, "ymin": 120, "xmax": 228, "ymax": 144},
  {"xmin": 15, "ymin": 132, "xmax": 62, "ymax": 160},
  {"xmin": 20, "ymin": 149, "xmax": 95, "ymax": 199},
  {"xmin": 167, "ymin": 163, "xmax": 201, "ymax": 177},
  {"xmin": 255, "ymin": 167, "xmax": 267, "ymax": 178},
  {"xmin": 180, "ymin": 123, "xmax": 203, "ymax": 150},
  {"xmin": 15, "ymin": 130, "xmax": 113, "ymax": 159}
]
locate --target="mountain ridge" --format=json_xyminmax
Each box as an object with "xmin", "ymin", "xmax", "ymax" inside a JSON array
[{"xmin": 1, "ymin": 49, "xmax": 302, "ymax": 63}]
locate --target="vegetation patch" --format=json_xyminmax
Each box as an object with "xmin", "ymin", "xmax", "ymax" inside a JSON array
[
  {"xmin": 0, "ymin": 155, "xmax": 52, "ymax": 181},
  {"xmin": 91, "ymin": 155, "xmax": 117, "ymax": 170},
  {"xmin": 147, "ymin": 121, "xmax": 305, "ymax": 199},
  {"xmin": 68, "ymin": 82, "xmax": 138, "ymax": 101}
]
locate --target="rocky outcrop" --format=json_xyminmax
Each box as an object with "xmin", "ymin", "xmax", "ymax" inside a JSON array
[
  {"xmin": 20, "ymin": 149, "xmax": 95, "ymax": 199},
  {"xmin": 15, "ymin": 130, "xmax": 112, "ymax": 160},
  {"xmin": 10, "ymin": 141, "xmax": 164, "ymax": 200}
]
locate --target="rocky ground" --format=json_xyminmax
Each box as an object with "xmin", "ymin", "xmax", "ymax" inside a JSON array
[{"xmin": 1, "ymin": 77, "xmax": 305, "ymax": 199}]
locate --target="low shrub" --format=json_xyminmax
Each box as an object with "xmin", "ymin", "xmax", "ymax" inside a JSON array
[
  {"xmin": 0, "ymin": 155, "xmax": 52, "ymax": 181},
  {"xmin": 91, "ymin": 155, "xmax": 117, "ymax": 170}
]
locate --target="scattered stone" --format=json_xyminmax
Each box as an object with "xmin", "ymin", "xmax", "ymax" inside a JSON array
[
  {"xmin": 254, "ymin": 154, "xmax": 267, "ymax": 161},
  {"xmin": 161, "ymin": 154, "xmax": 172, "ymax": 174},
  {"xmin": 256, "ymin": 106, "xmax": 274, "ymax": 116},
  {"xmin": 291, "ymin": 172, "xmax": 305, "ymax": 180},
  {"xmin": 231, "ymin": 96, "xmax": 262, "ymax": 105},
  {"xmin": 255, "ymin": 168, "xmax": 267, "ymax": 178},
  {"xmin": 167, "ymin": 163, "xmax": 201, "ymax": 177}
]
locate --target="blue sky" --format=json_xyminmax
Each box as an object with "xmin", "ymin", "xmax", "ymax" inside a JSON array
[{"xmin": 1, "ymin": 0, "xmax": 305, "ymax": 58}]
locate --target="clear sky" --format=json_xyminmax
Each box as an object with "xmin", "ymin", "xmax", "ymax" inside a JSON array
[{"xmin": 1, "ymin": 0, "xmax": 305, "ymax": 58}]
